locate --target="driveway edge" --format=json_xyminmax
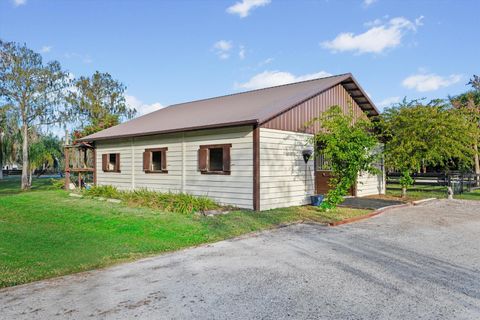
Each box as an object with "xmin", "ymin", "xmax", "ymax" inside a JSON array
[{"xmin": 329, "ymin": 203, "xmax": 411, "ymax": 226}]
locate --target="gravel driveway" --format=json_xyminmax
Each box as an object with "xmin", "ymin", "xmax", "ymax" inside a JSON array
[{"xmin": 1, "ymin": 199, "xmax": 479, "ymax": 319}]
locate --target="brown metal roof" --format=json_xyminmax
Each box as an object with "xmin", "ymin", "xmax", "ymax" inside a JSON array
[{"xmin": 80, "ymin": 73, "xmax": 378, "ymax": 141}]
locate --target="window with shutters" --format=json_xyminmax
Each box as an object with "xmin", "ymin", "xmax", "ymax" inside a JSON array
[
  {"xmin": 198, "ymin": 144, "xmax": 231, "ymax": 175},
  {"xmin": 143, "ymin": 148, "xmax": 168, "ymax": 173},
  {"xmin": 102, "ymin": 153, "xmax": 120, "ymax": 172}
]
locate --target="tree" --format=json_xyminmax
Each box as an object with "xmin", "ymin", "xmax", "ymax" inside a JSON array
[
  {"xmin": 29, "ymin": 133, "xmax": 63, "ymax": 180},
  {"xmin": 468, "ymin": 74, "xmax": 480, "ymax": 91},
  {"xmin": 0, "ymin": 40, "xmax": 70, "ymax": 189},
  {"xmin": 66, "ymin": 71, "xmax": 136, "ymax": 139},
  {"xmin": 378, "ymin": 99, "xmax": 475, "ymax": 197},
  {"xmin": 450, "ymin": 76, "xmax": 480, "ymax": 180},
  {"xmin": 0, "ymin": 106, "xmax": 7, "ymax": 180},
  {"xmin": 0, "ymin": 105, "xmax": 21, "ymax": 180},
  {"xmin": 309, "ymin": 106, "xmax": 379, "ymax": 208}
]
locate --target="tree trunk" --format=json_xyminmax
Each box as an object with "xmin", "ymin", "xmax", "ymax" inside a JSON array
[
  {"xmin": 0, "ymin": 142, "xmax": 3, "ymax": 181},
  {"xmin": 21, "ymin": 124, "xmax": 30, "ymax": 190},
  {"xmin": 401, "ymin": 187, "xmax": 407, "ymax": 198},
  {"xmin": 474, "ymin": 143, "xmax": 480, "ymax": 187}
]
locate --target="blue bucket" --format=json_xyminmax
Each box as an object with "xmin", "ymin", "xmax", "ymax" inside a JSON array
[{"xmin": 310, "ymin": 195, "xmax": 324, "ymax": 206}]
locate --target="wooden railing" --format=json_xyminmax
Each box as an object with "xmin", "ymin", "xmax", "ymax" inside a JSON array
[
  {"xmin": 387, "ymin": 172, "xmax": 480, "ymax": 194},
  {"xmin": 2, "ymin": 169, "xmax": 22, "ymax": 176}
]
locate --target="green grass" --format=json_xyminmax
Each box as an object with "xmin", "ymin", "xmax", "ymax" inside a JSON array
[
  {"xmin": 0, "ymin": 177, "xmax": 370, "ymax": 288},
  {"xmin": 386, "ymin": 183, "xmax": 480, "ymax": 201}
]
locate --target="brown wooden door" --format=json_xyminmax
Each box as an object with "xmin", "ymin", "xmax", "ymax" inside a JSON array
[
  {"xmin": 315, "ymin": 170, "xmax": 333, "ymax": 195},
  {"xmin": 315, "ymin": 171, "xmax": 356, "ymax": 196},
  {"xmin": 314, "ymin": 145, "xmax": 356, "ymax": 196}
]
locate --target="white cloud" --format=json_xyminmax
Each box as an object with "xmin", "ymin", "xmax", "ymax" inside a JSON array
[
  {"xmin": 377, "ymin": 96, "xmax": 401, "ymax": 109},
  {"xmin": 125, "ymin": 95, "xmax": 164, "ymax": 116},
  {"xmin": 213, "ymin": 40, "xmax": 233, "ymax": 59},
  {"xmin": 235, "ymin": 70, "xmax": 332, "ymax": 90},
  {"xmin": 258, "ymin": 57, "xmax": 274, "ymax": 66},
  {"xmin": 321, "ymin": 16, "xmax": 423, "ymax": 54},
  {"xmin": 64, "ymin": 52, "xmax": 93, "ymax": 64},
  {"xmin": 402, "ymin": 73, "xmax": 462, "ymax": 92},
  {"xmin": 12, "ymin": 0, "xmax": 26, "ymax": 6},
  {"xmin": 227, "ymin": 0, "xmax": 271, "ymax": 18},
  {"xmin": 40, "ymin": 46, "xmax": 52, "ymax": 53},
  {"xmin": 363, "ymin": 0, "xmax": 377, "ymax": 7},
  {"xmin": 364, "ymin": 18, "xmax": 382, "ymax": 27},
  {"xmin": 239, "ymin": 45, "xmax": 246, "ymax": 59}
]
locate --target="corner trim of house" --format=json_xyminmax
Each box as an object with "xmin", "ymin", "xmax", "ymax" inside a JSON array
[
  {"xmin": 253, "ymin": 125, "xmax": 260, "ymax": 211},
  {"xmin": 93, "ymin": 145, "xmax": 97, "ymax": 186}
]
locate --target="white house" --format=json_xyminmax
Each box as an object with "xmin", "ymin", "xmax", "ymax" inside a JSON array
[{"xmin": 80, "ymin": 73, "xmax": 385, "ymax": 211}]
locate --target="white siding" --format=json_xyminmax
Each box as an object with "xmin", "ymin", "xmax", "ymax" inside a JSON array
[
  {"xmin": 356, "ymin": 161, "xmax": 386, "ymax": 197},
  {"xmin": 259, "ymin": 128, "xmax": 314, "ymax": 211},
  {"xmin": 95, "ymin": 126, "xmax": 254, "ymax": 209},
  {"xmin": 95, "ymin": 126, "xmax": 384, "ymax": 211},
  {"xmin": 95, "ymin": 139, "xmax": 134, "ymax": 190}
]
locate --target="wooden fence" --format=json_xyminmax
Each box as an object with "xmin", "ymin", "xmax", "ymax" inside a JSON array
[
  {"xmin": 387, "ymin": 172, "xmax": 480, "ymax": 194},
  {"xmin": 2, "ymin": 169, "xmax": 22, "ymax": 176}
]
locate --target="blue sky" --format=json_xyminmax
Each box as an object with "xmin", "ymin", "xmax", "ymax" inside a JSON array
[{"xmin": 0, "ymin": 0, "xmax": 478, "ymax": 115}]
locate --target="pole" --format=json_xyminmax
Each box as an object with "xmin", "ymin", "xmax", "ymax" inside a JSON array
[{"xmin": 64, "ymin": 147, "xmax": 70, "ymax": 190}]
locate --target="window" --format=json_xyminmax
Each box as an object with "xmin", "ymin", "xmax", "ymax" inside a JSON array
[
  {"xmin": 315, "ymin": 151, "xmax": 332, "ymax": 171},
  {"xmin": 198, "ymin": 144, "xmax": 231, "ymax": 174},
  {"xmin": 102, "ymin": 153, "xmax": 120, "ymax": 172},
  {"xmin": 209, "ymin": 148, "xmax": 224, "ymax": 171},
  {"xmin": 143, "ymin": 148, "xmax": 168, "ymax": 173},
  {"xmin": 152, "ymin": 151, "xmax": 162, "ymax": 171},
  {"xmin": 315, "ymin": 143, "xmax": 332, "ymax": 171}
]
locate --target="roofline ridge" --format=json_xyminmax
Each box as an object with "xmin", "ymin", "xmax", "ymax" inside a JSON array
[{"xmin": 165, "ymin": 72, "xmax": 352, "ymax": 109}]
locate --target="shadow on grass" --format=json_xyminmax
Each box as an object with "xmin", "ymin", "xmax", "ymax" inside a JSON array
[{"xmin": 0, "ymin": 176, "xmax": 58, "ymax": 196}]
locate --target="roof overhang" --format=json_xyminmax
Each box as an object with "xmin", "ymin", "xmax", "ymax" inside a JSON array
[
  {"xmin": 78, "ymin": 119, "xmax": 259, "ymax": 142},
  {"xmin": 340, "ymin": 75, "xmax": 379, "ymax": 116}
]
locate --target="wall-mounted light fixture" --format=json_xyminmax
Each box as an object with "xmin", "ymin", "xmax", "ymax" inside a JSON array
[{"xmin": 302, "ymin": 147, "xmax": 313, "ymax": 164}]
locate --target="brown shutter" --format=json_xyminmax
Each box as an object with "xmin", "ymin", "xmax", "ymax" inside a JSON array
[
  {"xmin": 198, "ymin": 147, "xmax": 208, "ymax": 172},
  {"xmin": 102, "ymin": 154, "xmax": 108, "ymax": 172},
  {"xmin": 161, "ymin": 149, "xmax": 167, "ymax": 171},
  {"xmin": 223, "ymin": 146, "xmax": 231, "ymax": 173},
  {"xmin": 143, "ymin": 151, "xmax": 150, "ymax": 171},
  {"xmin": 115, "ymin": 153, "xmax": 120, "ymax": 172}
]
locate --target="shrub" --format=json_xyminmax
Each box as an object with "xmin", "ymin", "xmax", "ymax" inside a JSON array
[
  {"xmin": 49, "ymin": 178, "xmax": 65, "ymax": 189},
  {"xmin": 83, "ymin": 186, "xmax": 219, "ymax": 214},
  {"xmin": 83, "ymin": 185, "xmax": 121, "ymax": 199}
]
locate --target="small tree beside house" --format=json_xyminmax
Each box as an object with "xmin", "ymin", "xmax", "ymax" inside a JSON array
[{"xmin": 308, "ymin": 105, "xmax": 380, "ymax": 208}]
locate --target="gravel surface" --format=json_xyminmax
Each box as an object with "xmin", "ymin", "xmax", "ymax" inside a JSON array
[{"xmin": 1, "ymin": 199, "xmax": 479, "ymax": 319}]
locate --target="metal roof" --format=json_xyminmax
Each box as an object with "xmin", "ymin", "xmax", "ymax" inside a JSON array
[{"xmin": 80, "ymin": 73, "xmax": 378, "ymax": 141}]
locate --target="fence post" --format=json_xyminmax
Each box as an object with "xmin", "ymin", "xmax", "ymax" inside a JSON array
[{"xmin": 460, "ymin": 173, "xmax": 464, "ymax": 194}]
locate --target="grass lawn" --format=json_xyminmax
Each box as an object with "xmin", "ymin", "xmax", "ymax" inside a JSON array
[
  {"xmin": 0, "ymin": 177, "xmax": 370, "ymax": 288},
  {"xmin": 386, "ymin": 183, "xmax": 480, "ymax": 201}
]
